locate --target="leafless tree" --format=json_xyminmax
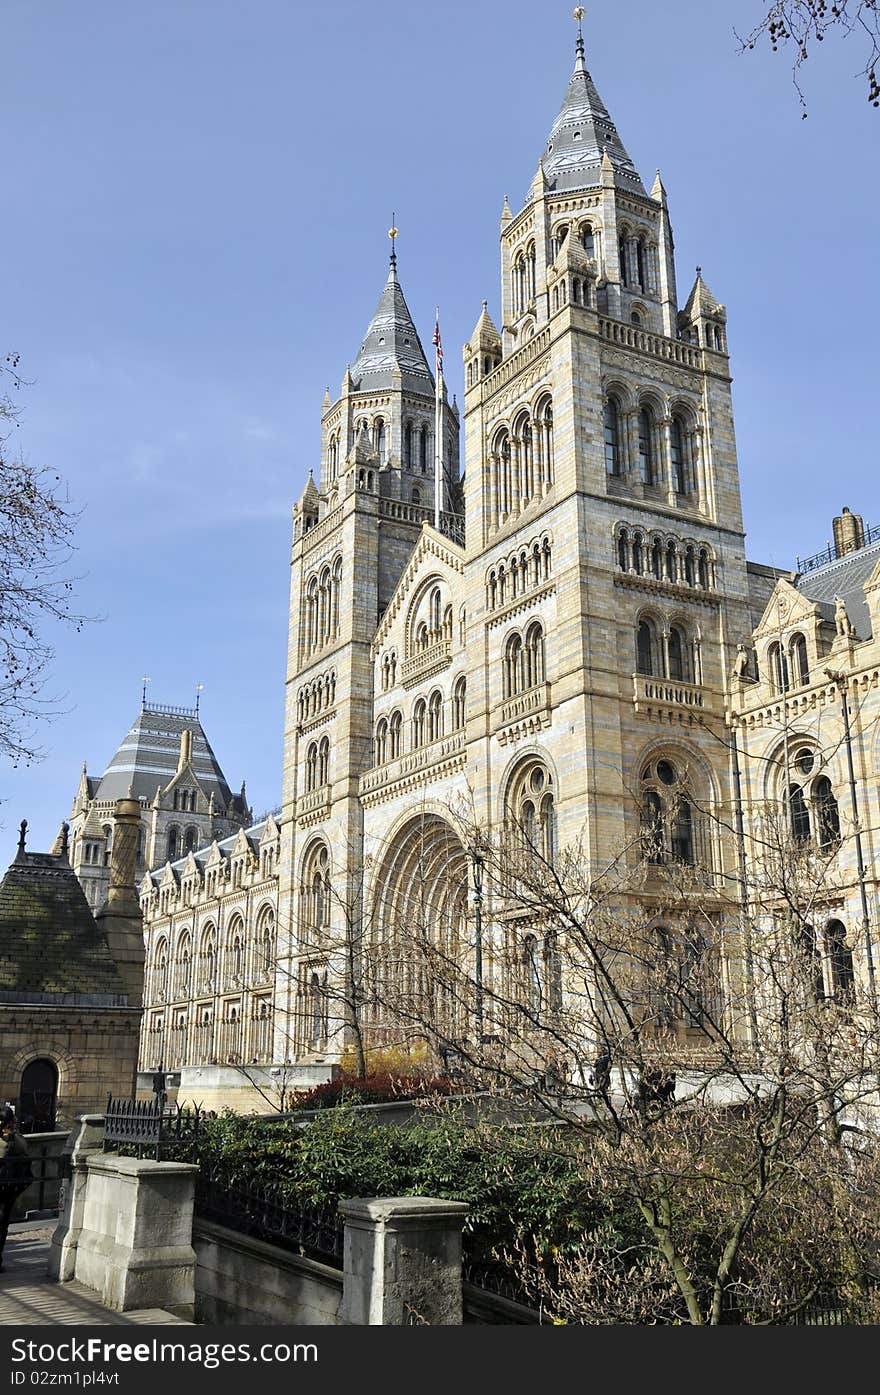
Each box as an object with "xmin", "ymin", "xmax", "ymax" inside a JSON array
[
  {"xmin": 0, "ymin": 354, "xmax": 90, "ymax": 766},
  {"xmin": 738, "ymin": 0, "xmax": 880, "ymax": 113},
  {"xmin": 368, "ymin": 778, "xmax": 880, "ymax": 1323}
]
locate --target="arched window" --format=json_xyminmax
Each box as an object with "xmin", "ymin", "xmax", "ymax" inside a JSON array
[
  {"xmin": 452, "ymin": 676, "xmax": 466, "ymax": 731},
  {"xmin": 638, "ymin": 407, "xmax": 656, "ymax": 486},
  {"xmin": 769, "ymin": 642, "xmax": 789, "ymax": 695},
  {"xmin": 697, "ymin": 548, "xmax": 710, "ymax": 589},
  {"xmin": 428, "ymin": 689, "xmax": 443, "ymax": 742},
  {"xmin": 826, "ymin": 920, "xmax": 855, "ymax": 1002},
  {"xmin": 227, "ymin": 917, "xmax": 245, "ymax": 984},
  {"xmin": 184, "ymin": 827, "xmax": 197, "ymax": 855},
  {"xmin": 372, "ymin": 417, "xmax": 386, "ymax": 465},
  {"xmin": 200, "ymin": 925, "xmax": 217, "ymax": 992},
  {"xmin": 667, "ymin": 625, "xmax": 689, "ymax": 682},
  {"xmin": 652, "ymin": 539, "xmax": 663, "ymax": 580},
  {"xmin": 640, "ymin": 758, "xmax": 699, "ymax": 868},
  {"xmin": 176, "ymin": 933, "xmax": 191, "ymax": 997},
  {"xmin": 790, "ymin": 634, "xmax": 809, "ymax": 687},
  {"xmin": 788, "ymin": 784, "xmax": 811, "ymax": 844},
  {"xmin": 318, "ymin": 735, "xmax": 330, "ymax": 787},
  {"xmin": 257, "ymin": 906, "xmax": 275, "ymax": 979},
  {"xmin": 619, "ymin": 234, "xmax": 629, "ymax": 286},
  {"xmin": 389, "ymin": 710, "xmax": 402, "ymax": 759},
  {"xmin": 404, "ymin": 421, "xmax": 413, "ymax": 469},
  {"xmin": 684, "ymin": 546, "xmax": 696, "ymax": 587},
  {"xmin": 580, "ymin": 223, "xmax": 595, "ymax": 258},
  {"xmin": 412, "ymin": 698, "xmax": 427, "ymax": 748},
  {"xmin": 302, "ymin": 843, "xmax": 331, "ymax": 940},
  {"xmin": 636, "ymin": 238, "xmax": 647, "ymax": 291},
  {"xmin": 306, "ymin": 742, "xmax": 318, "ymax": 793},
  {"xmin": 632, "ymin": 534, "xmax": 644, "ymax": 574},
  {"xmin": 419, "ymin": 425, "xmax": 428, "ymax": 473},
  {"xmin": 504, "ymin": 633, "xmax": 523, "ymax": 698},
  {"xmin": 666, "ymin": 540, "xmax": 677, "ymax": 582},
  {"xmin": 670, "ymin": 415, "xmax": 687, "ymax": 493},
  {"xmin": 167, "ymin": 827, "xmax": 180, "ymax": 861},
  {"xmin": 508, "ymin": 760, "xmax": 557, "ymax": 868},
  {"xmin": 375, "ymin": 718, "xmax": 388, "ymax": 766},
  {"xmin": 814, "ymin": 775, "xmax": 840, "ymax": 849},
  {"xmin": 636, "ymin": 619, "xmax": 655, "ymax": 676},
  {"xmin": 536, "ymin": 396, "xmax": 554, "ymax": 490},
  {"xmin": 524, "ymin": 621, "xmax": 545, "ymax": 689},
  {"xmin": 154, "ymin": 939, "xmax": 169, "ymax": 1002},
  {"xmin": 604, "ymin": 397, "xmax": 622, "ymax": 476},
  {"xmin": 617, "ymin": 529, "xmax": 629, "ymax": 571}
]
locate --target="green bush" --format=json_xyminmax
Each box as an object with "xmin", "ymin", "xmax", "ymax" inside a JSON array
[{"xmin": 194, "ymin": 1107, "xmax": 610, "ymax": 1264}]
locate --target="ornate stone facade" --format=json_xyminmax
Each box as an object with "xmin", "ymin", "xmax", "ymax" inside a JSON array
[{"xmin": 133, "ymin": 28, "xmax": 878, "ymax": 1110}]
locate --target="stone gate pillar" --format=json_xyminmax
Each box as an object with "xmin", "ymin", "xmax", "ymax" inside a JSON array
[{"xmin": 338, "ymin": 1196, "xmax": 469, "ymax": 1326}]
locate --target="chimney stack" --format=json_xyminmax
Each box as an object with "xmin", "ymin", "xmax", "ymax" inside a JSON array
[
  {"xmin": 832, "ymin": 507, "xmax": 865, "ymax": 559},
  {"xmin": 95, "ymin": 797, "xmax": 145, "ymax": 1007},
  {"xmin": 177, "ymin": 728, "xmax": 193, "ymax": 774}
]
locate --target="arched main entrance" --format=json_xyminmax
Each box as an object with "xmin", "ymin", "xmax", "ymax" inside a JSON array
[
  {"xmin": 368, "ymin": 814, "xmax": 469, "ymax": 1050},
  {"xmin": 18, "ymin": 1058, "xmax": 58, "ymax": 1133}
]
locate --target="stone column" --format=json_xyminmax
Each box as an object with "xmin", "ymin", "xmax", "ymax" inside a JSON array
[
  {"xmin": 47, "ymin": 1115, "xmax": 106, "ymax": 1283},
  {"xmin": 72, "ymin": 1153, "xmax": 200, "ymax": 1319},
  {"xmin": 338, "ymin": 1196, "xmax": 470, "ymax": 1326}
]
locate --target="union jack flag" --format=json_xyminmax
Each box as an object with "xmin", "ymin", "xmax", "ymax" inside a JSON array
[{"xmin": 433, "ymin": 314, "xmax": 443, "ymax": 377}]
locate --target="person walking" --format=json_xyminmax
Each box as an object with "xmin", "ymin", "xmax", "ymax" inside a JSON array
[{"xmin": 0, "ymin": 1106, "xmax": 33, "ymax": 1270}]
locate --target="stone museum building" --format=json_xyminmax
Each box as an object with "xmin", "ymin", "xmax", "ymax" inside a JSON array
[{"xmin": 63, "ymin": 25, "xmax": 879, "ymax": 1111}]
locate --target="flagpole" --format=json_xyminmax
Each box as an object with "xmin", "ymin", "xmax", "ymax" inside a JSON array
[{"xmin": 434, "ymin": 307, "xmax": 442, "ymax": 532}]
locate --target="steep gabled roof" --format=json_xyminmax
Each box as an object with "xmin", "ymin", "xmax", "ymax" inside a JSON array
[
  {"xmin": 95, "ymin": 704, "xmax": 235, "ymax": 807},
  {"xmin": 0, "ymin": 841, "xmax": 128, "ymax": 1002},
  {"xmin": 538, "ymin": 32, "xmax": 646, "ymax": 197},
  {"xmin": 349, "ymin": 257, "xmax": 434, "ymax": 396}
]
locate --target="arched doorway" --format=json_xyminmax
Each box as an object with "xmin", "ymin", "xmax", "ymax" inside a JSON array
[
  {"xmin": 370, "ymin": 814, "xmax": 469, "ymax": 1051},
  {"xmin": 18, "ymin": 1058, "xmax": 58, "ymax": 1133}
]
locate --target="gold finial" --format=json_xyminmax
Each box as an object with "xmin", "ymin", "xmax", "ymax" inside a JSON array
[
  {"xmin": 388, "ymin": 213, "xmax": 398, "ymax": 270},
  {"xmin": 573, "ymin": 8, "xmax": 586, "ymax": 68}
]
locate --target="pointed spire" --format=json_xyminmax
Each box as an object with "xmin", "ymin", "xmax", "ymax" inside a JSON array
[
  {"xmin": 16, "ymin": 819, "xmax": 27, "ymax": 861},
  {"xmin": 537, "ymin": 20, "xmax": 645, "ymax": 197},
  {"xmin": 469, "ymin": 299, "xmax": 501, "ymax": 351},
  {"xmin": 650, "ymin": 168, "xmax": 668, "ymax": 203},
  {"xmin": 500, "ymin": 194, "xmax": 512, "ymax": 223},
  {"xmin": 349, "ymin": 235, "xmax": 434, "ymax": 395},
  {"xmin": 322, "ymin": 386, "xmax": 331, "ymax": 410}
]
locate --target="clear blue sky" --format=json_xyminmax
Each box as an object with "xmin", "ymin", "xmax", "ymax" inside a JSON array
[{"xmin": 3, "ymin": 0, "xmax": 878, "ymax": 854}]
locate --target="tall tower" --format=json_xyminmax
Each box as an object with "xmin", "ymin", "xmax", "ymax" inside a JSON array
[
  {"xmin": 278, "ymin": 241, "xmax": 461, "ymax": 1061},
  {"xmin": 460, "ymin": 17, "xmax": 752, "ymax": 929}
]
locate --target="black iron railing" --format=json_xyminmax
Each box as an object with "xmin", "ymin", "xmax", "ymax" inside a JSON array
[
  {"xmin": 103, "ymin": 1095, "xmax": 202, "ymax": 1161},
  {"xmin": 195, "ymin": 1166, "xmax": 344, "ymax": 1267},
  {"xmin": 796, "ymin": 522, "xmax": 880, "ymax": 574}
]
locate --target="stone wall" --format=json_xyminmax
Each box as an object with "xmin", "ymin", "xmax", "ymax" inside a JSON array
[{"xmin": 193, "ymin": 1219, "xmax": 342, "ymax": 1325}]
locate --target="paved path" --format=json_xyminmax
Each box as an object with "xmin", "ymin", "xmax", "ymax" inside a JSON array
[{"xmin": 0, "ymin": 1223, "xmax": 192, "ymax": 1325}]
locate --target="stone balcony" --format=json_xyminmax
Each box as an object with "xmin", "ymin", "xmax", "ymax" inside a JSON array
[
  {"xmin": 359, "ymin": 729, "xmax": 466, "ymax": 804},
  {"xmin": 401, "ymin": 637, "xmax": 452, "ymax": 688},
  {"xmin": 493, "ymin": 682, "xmax": 552, "ymax": 745},
  {"xmin": 296, "ymin": 785, "xmax": 331, "ymax": 824},
  {"xmin": 632, "ymin": 673, "xmax": 709, "ymax": 725}
]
